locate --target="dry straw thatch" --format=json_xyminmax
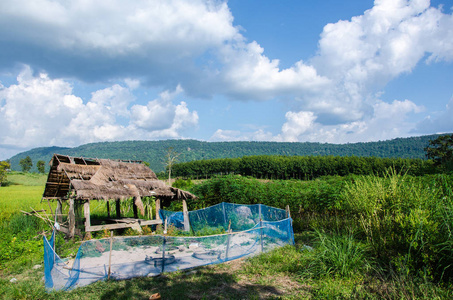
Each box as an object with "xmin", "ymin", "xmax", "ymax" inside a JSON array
[{"xmin": 43, "ymin": 154, "xmax": 196, "ymax": 203}]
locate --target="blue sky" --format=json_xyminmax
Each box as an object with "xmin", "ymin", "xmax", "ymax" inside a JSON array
[{"xmin": 0, "ymin": 0, "xmax": 452, "ymax": 160}]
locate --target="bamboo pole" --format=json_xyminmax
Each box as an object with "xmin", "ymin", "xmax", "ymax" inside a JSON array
[
  {"xmin": 108, "ymin": 231, "xmax": 113, "ymax": 279},
  {"xmin": 182, "ymin": 199, "xmax": 190, "ymax": 232}
]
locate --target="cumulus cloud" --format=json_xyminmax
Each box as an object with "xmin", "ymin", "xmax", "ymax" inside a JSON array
[
  {"xmin": 0, "ymin": 0, "xmax": 452, "ymax": 157},
  {"xmin": 0, "ymin": 66, "xmax": 198, "ymax": 158},
  {"xmin": 0, "ymin": 0, "xmax": 238, "ymax": 83},
  {"xmin": 275, "ymin": 99, "xmax": 425, "ymax": 143}
]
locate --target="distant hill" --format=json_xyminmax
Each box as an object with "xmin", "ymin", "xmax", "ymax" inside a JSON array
[{"xmin": 7, "ymin": 134, "xmax": 448, "ymax": 173}]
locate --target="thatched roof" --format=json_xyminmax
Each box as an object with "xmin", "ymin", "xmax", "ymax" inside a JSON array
[{"xmin": 42, "ymin": 154, "xmax": 196, "ymax": 201}]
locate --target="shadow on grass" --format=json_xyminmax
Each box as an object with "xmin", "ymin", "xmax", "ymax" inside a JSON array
[{"xmin": 96, "ymin": 268, "xmax": 283, "ymax": 300}]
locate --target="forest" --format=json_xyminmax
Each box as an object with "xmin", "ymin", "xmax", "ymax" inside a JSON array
[
  {"xmin": 171, "ymin": 155, "xmax": 435, "ymax": 180},
  {"xmin": 7, "ymin": 133, "xmax": 447, "ymax": 173}
]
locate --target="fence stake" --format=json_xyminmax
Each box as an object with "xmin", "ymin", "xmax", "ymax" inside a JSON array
[
  {"xmin": 183, "ymin": 200, "xmax": 190, "ymax": 232},
  {"xmin": 225, "ymin": 220, "xmax": 231, "ymax": 260},
  {"xmin": 108, "ymin": 231, "xmax": 113, "ymax": 279}
]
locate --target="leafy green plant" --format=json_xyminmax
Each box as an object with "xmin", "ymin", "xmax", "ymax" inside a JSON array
[{"xmin": 304, "ymin": 230, "xmax": 374, "ymax": 279}]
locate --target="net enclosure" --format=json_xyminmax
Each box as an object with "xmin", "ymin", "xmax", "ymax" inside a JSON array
[{"xmin": 44, "ymin": 202, "xmax": 295, "ymax": 291}]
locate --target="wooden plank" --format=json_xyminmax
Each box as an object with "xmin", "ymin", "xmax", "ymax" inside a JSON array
[
  {"xmin": 86, "ymin": 223, "xmax": 134, "ymax": 232},
  {"xmin": 107, "ymin": 218, "xmax": 163, "ymax": 225},
  {"xmin": 138, "ymin": 219, "xmax": 163, "ymax": 226}
]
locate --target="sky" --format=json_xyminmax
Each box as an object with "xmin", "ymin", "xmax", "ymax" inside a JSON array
[{"xmin": 0, "ymin": 0, "xmax": 452, "ymax": 160}]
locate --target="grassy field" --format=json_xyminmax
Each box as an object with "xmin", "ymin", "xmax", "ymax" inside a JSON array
[{"xmin": 0, "ymin": 171, "xmax": 452, "ymax": 299}]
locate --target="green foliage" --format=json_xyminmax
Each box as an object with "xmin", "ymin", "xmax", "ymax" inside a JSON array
[
  {"xmin": 36, "ymin": 160, "xmax": 46, "ymax": 173},
  {"xmin": 172, "ymin": 178, "xmax": 193, "ymax": 190},
  {"xmin": 174, "ymin": 154, "xmax": 435, "ymax": 180},
  {"xmin": 0, "ymin": 160, "xmax": 10, "ymax": 186},
  {"xmin": 8, "ymin": 134, "xmax": 447, "ymax": 173},
  {"xmin": 342, "ymin": 170, "xmax": 453, "ymax": 280},
  {"xmin": 305, "ymin": 230, "xmax": 374, "ymax": 279},
  {"xmin": 425, "ymin": 133, "xmax": 453, "ymax": 172},
  {"xmin": 19, "ymin": 156, "xmax": 33, "ymax": 172}
]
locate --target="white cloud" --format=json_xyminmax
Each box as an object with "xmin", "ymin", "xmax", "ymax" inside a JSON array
[
  {"xmin": 0, "ymin": 67, "xmax": 199, "ymax": 157},
  {"xmin": 276, "ymin": 99, "xmax": 425, "ymax": 144},
  {"xmin": 0, "ymin": 0, "xmax": 452, "ymax": 157},
  {"xmin": 280, "ymin": 111, "xmax": 317, "ymax": 142},
  {"xmin": 210, "ymin": 128, "xmax": 274, "ymax": 142}
]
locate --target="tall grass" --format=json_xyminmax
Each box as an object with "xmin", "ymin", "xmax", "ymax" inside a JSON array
[
  {"xmin": 342, "ymin": 169, "xmax": 453, "ymax": 280},
  {"xmin": 306, "ymin": 230, "xmax": 373, "ymax": 279}
]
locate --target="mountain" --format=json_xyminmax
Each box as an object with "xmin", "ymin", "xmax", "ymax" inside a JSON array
[{"xmin": 7, "ymin": 134, "xmax": 448, "ymax": 173}]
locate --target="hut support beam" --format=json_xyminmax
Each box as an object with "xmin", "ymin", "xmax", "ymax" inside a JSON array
[
  {"xmin": 155, "ymin": 198, "xmax": 161, "ymax": 221},
  {"xmin": 133, "ymin": 198, "xmax": 138, "ymax": 219},
  {"xmin": 68, "ymin": 198, "xmax": 75, "ymax": 238},
  {"xmin": 84, "ymin": 200, "xmax": 91, "ymax": 231},
  {"xmin": 107, "ymin": 201, "xmax": 110, "ymax": 218},
  {"xmin": 183, "ymin": 200, "xmax": 190, "ymax": 232},
  {"xmin": 116, "ymin": 199, "xmax": 121, "ymax": 218}
]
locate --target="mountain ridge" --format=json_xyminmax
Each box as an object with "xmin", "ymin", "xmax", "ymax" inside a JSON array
[{"xmin": 7, "ymin": 134, "xmax": 448, "ymax": 173}]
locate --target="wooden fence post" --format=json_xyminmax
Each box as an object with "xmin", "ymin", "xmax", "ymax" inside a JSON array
[{"xmin": 182, "ymin": 200, "xmax": 190, "ymax": 232}]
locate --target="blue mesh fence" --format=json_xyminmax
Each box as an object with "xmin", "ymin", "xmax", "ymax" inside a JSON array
[{"xmin": 44, "ymin": 202, "xmax": 294, "ymax": 291}]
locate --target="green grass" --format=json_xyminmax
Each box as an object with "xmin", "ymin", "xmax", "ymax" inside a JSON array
[
  {"xmin": 0, "ymin": 185, "xmax": 47, "ymax": 222},
  {"xmin": 5, "ymin": 172, "xmax": 47, "ymax": 186},
  {"xmin": 1, "ymin": 171, "xmax": 453, "ymax": 299}
]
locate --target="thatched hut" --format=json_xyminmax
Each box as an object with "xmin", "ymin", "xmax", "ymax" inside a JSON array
[{"xmin": 42, "ymin": 154, "xmax": 195, "ymax": 237}]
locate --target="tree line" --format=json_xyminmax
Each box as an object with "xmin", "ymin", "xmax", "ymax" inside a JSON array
[
  {"xmin": 9, "ymin": 133, "xmax": 447, "ymax": 173},
  {"xmin": 172, "ymin": 155, "xmax": 435, "ymax": 180}
]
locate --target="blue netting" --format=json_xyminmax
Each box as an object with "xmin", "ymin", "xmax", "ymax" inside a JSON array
[{"xmin": 44, "ymin": 202, "xmax": 294, "ymax": 291}]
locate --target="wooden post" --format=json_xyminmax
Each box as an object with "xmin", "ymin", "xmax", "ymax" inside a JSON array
[
  {"xmin": 108, "ymin": 231, "xmax": 113, "ymax": 280},
  {"xmin": 182, "ymin": 199, "xmax": 190, "ymax": 232},
  {"xmin": 116, "ymin": 199, "xmax": 121, "ymax": 218},
  {"xmin": 133, "ymin": 197, "xmax": 138, "ymax": 219},
  {"xmin": 222, "ymin": 202, "xmax": 226, "ymax": 228},
  {"xmin": 107, "ymin": 201, "xmax": 110, "ymax": 218},
  {"xmin": 56, "ymin": 199, "xmax": 63, "ymax": 224},
  {"xmin": 285, "ymin": 205, "xmax": 291, "ymax": 219},
  {"xmin": 225, "ymin": 220, "xmax": 231, "ymax": 260},
  {"xmin": 155, "ymin": 198, "xmax": 161, "ymax": 221},
  {"xmin": 68, "ymin": 198, "xmax": 75, "ymax": 238},
  {"xmin": 84, "ymin": 200, "xmax": 91, "ymax": 231},
  {"xmin": 259, "ymin": 204, "xmax": 263, "ymax": 253}
]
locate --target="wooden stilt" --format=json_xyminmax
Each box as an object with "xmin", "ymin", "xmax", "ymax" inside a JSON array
[
  {"xmin": 107, "ymin": 201, "xmax": 110, "ymax": 218},
  {"xmin": 133, "ymin": 198, "xmax": 138, "ymax": 219},
  {"xmin": 116, "ymin": 199, "xmax": 121, "ymax": 218},
  {"xmin": 155, "ymin": 198, "xmax": 161, "ymax": 220},
  {"xmin": 68, "ymin": 198, "xmax": 75, "ymax": 238},
  {"xmin": 84, "ymin": 200, "xmax": 91, "ymax": 232}
]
